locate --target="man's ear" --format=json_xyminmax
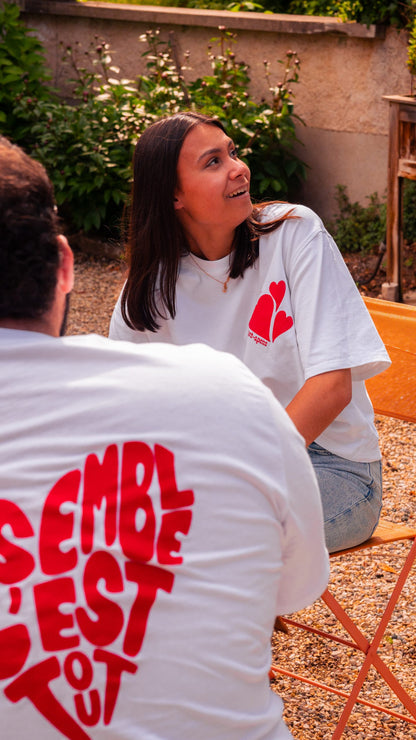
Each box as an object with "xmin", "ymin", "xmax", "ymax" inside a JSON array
[{"xmin": 57, "ymin": 235, "xmax": 74, "ymax": 294}]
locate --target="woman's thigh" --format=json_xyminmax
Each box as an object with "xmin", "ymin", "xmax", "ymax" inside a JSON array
[{"xmin": 308, "ymin": 442, "xmax": 383, "ymax": 554}]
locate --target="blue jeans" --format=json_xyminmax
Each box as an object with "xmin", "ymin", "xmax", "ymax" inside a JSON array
[{"xmin": 307, "ymin": 442, "xmax": 383, "ymax": 554}]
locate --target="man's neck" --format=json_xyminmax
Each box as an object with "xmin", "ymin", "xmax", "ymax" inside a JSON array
[{"xmin": 0, "ymin": 317, "xmax": 57, "ymax": 336}]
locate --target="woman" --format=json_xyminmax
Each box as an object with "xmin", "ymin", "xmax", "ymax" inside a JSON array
[{"xmin": 109, "ymin": 111, "xmax": 391, "ymax": 553}]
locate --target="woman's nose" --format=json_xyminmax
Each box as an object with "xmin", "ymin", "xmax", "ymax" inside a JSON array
[{"xmin": 230, "ymin": 158, "xmax": 249, "ymax": 179}]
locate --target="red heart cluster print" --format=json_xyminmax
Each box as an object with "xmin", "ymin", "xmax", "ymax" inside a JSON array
[
  {"xmin": 249, "ymin": 281, "xmax": 293, "ymax": 342},
  {"xmin": 0, "ymin": 442, "xmax": 194, "ymax": 739}
]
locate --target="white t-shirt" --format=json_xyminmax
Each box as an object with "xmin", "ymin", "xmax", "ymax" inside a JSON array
[
  {"xmin": 110, "ymin": 204, "xmax": 391, "ymax": 462},
  {"xmin": 0, "ymin": 329, "xmax": 329, "ymax": 740}
]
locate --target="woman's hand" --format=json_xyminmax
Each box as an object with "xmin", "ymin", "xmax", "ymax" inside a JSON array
[{"xmin": 285, "ymin": 369, "xmax": 352, "ymax": 447}]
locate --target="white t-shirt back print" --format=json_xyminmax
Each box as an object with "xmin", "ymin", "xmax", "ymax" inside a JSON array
[{"xmin": 0, "ymin": 329, "xmax": 329, "ymax": 740}]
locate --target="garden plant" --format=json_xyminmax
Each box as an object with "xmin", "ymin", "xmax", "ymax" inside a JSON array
[
  {"xmin": 96, "ymin": 0, "xmax": 413, "ymax": 29},
  {"xmin": 0, "ymin": 2, "xmax": 54, "ymax": 141},
  {"xmin": 328, "ymin": 186, "xmax": 386, "ymax": 255},
  {"xmin": 2, "ymin": 1, "xmax": 412, "ymax": 253},
  {"xmin": 0, "ymin": 4, "xmax": 306, "ymax": 237}
]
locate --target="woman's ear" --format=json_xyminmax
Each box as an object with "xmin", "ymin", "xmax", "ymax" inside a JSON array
[
  {"xmin": 57, "ymin": 235, "xmax": 74, "ymax": 294},
  {"xmin": 173, "ymin": 192, "xmax": 183, "ymax": 211}
]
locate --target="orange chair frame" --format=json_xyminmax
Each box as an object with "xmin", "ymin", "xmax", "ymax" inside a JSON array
[{"xmin": 270, "ymin": 297, "xmax": 416, "ymax": 738}]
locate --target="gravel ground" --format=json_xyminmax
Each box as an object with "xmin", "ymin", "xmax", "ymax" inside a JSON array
[{"xmin": 67, "ymin": 251, "xmax": 416, "ymax": 740}]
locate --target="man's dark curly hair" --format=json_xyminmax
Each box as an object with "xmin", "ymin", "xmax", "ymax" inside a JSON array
[{"xmin": 0, "ymin": 137, "xmax": 60, "ymax": 319}]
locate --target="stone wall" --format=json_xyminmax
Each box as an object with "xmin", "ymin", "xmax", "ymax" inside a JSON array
[{"xmin": 19, "ymin": 0, "xmax": 410, "ymax": 221}]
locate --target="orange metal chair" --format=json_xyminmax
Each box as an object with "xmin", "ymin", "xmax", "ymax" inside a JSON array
[
  {"xmin": 270, "ymin": 297, "xmax": 416, "ymax": 739},
  {"xmin": 363, "ymin": 297, "xmax": 416, "ymax": 423}
]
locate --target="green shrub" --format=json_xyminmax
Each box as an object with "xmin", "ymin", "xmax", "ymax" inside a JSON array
[
  {"xmin": 327, "ymin": 185, "xmax": 386, "ymax": 254},
  {"xmin": 407, "ymin": 0, "xmax": 416, "ymax": 95},
  {"xmin": 403, "ymin": 179, "xmax": 416, "ymax": 244},
  {"xmin": 284, "ymin": 0, "xmax": 407, "ymax": 26},
  {"xmin": 5, "ymin": 12, "xmax": 307, "ymax": 236},
  {"xmin": 15, "ymin": 41, "xmax": 146, "ymax": 235},
  {"xmin": 94, "ymin": 0, "xmax": 411, "ymax": 27},
  {"xmin": 185, "ymin": 29, "xmax": 306, "ymax": 200},
  {"xmin": 0, "ymin": 2, "xmax": 55, "ymax": 141},
  {"xmin": 328, "ymin": 182, "xmax": 416, "ymax": 255},
  {"xmin": 136, "ymin": 28, "xmax": 306, "ymax": 201}
]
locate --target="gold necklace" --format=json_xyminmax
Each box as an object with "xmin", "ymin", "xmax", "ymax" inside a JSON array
[{"xmin": 188, "ymin": 252, "xmax": 231, "ymax": 293}]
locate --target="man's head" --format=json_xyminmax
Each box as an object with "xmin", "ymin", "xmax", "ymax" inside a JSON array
[{"xmin": 0, "ymin": 137, "xmax": 73, "ymax": 335}]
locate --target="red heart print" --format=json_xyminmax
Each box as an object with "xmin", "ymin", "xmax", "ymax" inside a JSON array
[
  {"xmin": 272, "ymin": 310, "xmax": 294, "ymax": 341},
  {"xmin": 249, "ymin": 280, "xmax": 293, "ymax": 343},
  {"xmin": 269, "ymin": 281, "xmax": 286, "ymax": 309},
  {"xmin": 248, "ymin": 294, "xmax": 274, "ymax": 341}
]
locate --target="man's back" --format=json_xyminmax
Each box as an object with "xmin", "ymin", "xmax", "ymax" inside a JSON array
[{"xmin": 0, "ymin": 331, "xmax": 328, "ymax": 739}]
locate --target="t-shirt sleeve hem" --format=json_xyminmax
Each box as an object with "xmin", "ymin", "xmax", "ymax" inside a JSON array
[
  {"xmin": 275, "ymin": 562, "xmax": 330, "ymax": 616},
  {"xmin": 304, "ymin": 356, "xmax": 391, "ymax": 382}
]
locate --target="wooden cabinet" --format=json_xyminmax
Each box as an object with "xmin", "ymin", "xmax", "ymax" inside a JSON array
[{"xmin": 383, "ymin": 95, "xmax": 416, "ymax": 301}]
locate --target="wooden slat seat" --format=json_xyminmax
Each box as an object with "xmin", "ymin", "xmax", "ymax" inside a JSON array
[{"xmin": 333, "ymin": 517, "xmax": 416, "ymax": 556}]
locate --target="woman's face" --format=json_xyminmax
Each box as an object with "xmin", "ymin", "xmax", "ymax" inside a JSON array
[{"xmin": 174, "ymin": 123, "xmax": 252, "ymax": 243}]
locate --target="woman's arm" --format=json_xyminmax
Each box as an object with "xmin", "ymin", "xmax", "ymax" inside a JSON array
[{"xmin": 285, "ymin": 368, "xmax": 352, "ymax": 448}]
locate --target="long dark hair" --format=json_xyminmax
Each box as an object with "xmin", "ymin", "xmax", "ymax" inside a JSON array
[{"xmin": 121, "ymin": 112, "xmax": 293, "ymax": 332}]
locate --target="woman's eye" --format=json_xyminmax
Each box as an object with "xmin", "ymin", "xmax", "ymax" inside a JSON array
[
  {"xmin": 207, "ymin": 156, "xmax": 220, "ymax": 167},
  {"xmin": 230, "ymin": 146, "xmax": 239, "ymax": 158}
]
